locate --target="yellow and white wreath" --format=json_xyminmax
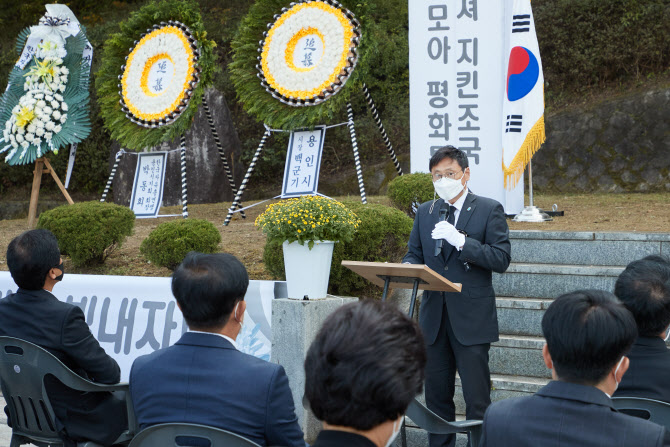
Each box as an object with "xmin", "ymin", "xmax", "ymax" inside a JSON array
[
  {"xmin": 119, "ymin": 21, "xmax": 200, "ymax": 127},
  {"xmin": 259, "ymin": 1, "xmax": 360, "ymax": 106}
]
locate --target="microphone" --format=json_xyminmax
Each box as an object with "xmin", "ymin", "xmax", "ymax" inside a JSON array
[{"xmin": 434, "ymin": 205, "xmax": 449, "ymax": 257}]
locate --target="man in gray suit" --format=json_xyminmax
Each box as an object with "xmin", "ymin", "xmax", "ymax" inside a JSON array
[
  {"xmin": 403, "ymin": 146, "xmax": 511, "ymax": 447},
  {"xmin": 481, "ymin": 290, "xmax": 670, "ymax": 447}
]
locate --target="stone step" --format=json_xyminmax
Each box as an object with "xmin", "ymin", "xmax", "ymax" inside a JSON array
[
  {"xmin": 493, "ymin": 263, "xmax": 624, "ymax": 298},
  {"xmin": 509, "ymin": 231, "xmax": 670, "ymax": 266},
  {"xmin": 490, "ymin": 335, "xmax": 549, "ymax": 379},
  {"xmin": 496, "ymin": 297, "xmax": 552, "ymax": 337}
]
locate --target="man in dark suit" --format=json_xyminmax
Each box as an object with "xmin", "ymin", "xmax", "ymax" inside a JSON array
[
  {"xmin": 130, "ymin": 252, "xmax": 305, "ymax": 447},
  {"xmin": 402, "ymin": 146, "xmax": 511, "ymax": 447},
  {"xmin": 0, "ymin": 229, "xmax": 126, "ymax": 446},
  {"xmin": 614, "ymin": 255, "xmax": 670, "ymax": 402},
  {"xmin": 305, "ymin": 299, "xmax": 426, "ymax": 447},
  {"xmin": 481, "ymin": 290, "xmax": 670, "ymax": 447}
]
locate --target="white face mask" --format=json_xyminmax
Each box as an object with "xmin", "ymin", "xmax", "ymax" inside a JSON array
[
  {"xmin": 234, "ymin": 302, "xmax": 245, "ymax": 329},
  {"xmin": 433, "ymin": 176, "xmax": 465, "ymax": 202},
  {"xmin": 664, "ymin": 326, "xmax": 670, "ymax": 342},
  {"xmin": 613, "ymin": 356, "xmax": 625, "ymax": 389},
  {"xmin": 384, "ymin": 415, "xmax": 404, "ymax": 447}
]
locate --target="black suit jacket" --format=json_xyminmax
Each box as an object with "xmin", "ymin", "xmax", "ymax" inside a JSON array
[
  {"xmin": 481, "ymin": 380, "xmax": 670, "ymax": 447},
  {"xmin": 130, "ymin": 331, "xmax": 305, "ymax": 447},
  {"xmin": 311, "ymin": 430, "xmax": 377, "ymax": 447},
  {"xmin": 0, "ymin": 288, "xmax": 124, "ymax": 445},
  {"xmin": 403, "ymin": 193, "xmax": 511, "ymax": 346},
  {"xmin": 614, "ymin": 336, "xmax": 670, "ymax": 403}
]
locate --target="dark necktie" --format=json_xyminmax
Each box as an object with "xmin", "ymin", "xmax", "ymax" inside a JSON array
[{"xmin": 447, "ymin": 205, "xmax": 457, "ymax": 226}]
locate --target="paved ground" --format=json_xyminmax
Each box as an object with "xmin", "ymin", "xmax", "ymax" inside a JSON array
[{"xmin": 1, "ymin": 413, "xmax": 12, "ymax": 445}]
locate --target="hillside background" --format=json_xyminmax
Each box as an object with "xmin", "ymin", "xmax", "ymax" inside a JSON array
[{"xmin": 0, "ymin": 0, "xmax": 668, "ymax": 200}]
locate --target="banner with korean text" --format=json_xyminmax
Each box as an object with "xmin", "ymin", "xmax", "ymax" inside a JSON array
[
  {"xmin": 409, "ymin": 0, "xmax": 538, "ymax": 214},
  {"xmin": 0, "ymin": 272, "xmax": 282, "ymax": 381}
]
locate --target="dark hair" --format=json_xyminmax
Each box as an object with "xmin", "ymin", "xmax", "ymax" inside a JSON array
[
  {"xmin": 171, "ymin": 252, "xmax": 249, "ymax": 330},
  {"xmin": 542, "ymin": 290, "xmax": 637, "ymax": 385},
  {"xmin": 429, "ymin": 146, "xmax": 469, "ymax": 172},
  {"xmin": 615, "ymin": 255, "xmax": 670, "ymax": 337},
  {"xmin": 6, "ymin": 229, "xmax": 61, "ymax": 290},
  {"xmin": 304, "ymin": 299, "xmax": 426, "ymax": 430}
]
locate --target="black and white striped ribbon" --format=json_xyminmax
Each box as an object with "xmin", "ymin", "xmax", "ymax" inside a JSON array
[
  {"xmin": 100, "ymin": 149, "xmax": 124, "ymax": 202},
  {"xmin": 362, "ymin": 83, "xmax": 402, "ymax": 176},
  {"xmin": 224, "ymin": 129, "xmax": 271, "ymax": 226},
  {"xmin": 347, "ymin": 103, "xmax": 367, "ymax": 204},
  {"xmin": 180, "ymin": 135, "xmax": 189, "ymax": 218},
  {"xmin": 201, "ymin": 96, "xmax": 246, "ymax": 219}
]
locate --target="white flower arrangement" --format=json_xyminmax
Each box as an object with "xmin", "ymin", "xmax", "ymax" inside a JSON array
[
  {"xmin": 120, "ymin": 25, "xmax": 197, "ymax": 123},
  {"xmin": 259, "ymin": 1, "xmax": 358, "ymax": 103},
  {"xmin": 1, "ymin": 44, "xmax": 70, "ymax": 162}
]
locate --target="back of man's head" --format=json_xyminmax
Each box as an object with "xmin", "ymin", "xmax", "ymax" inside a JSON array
[
  {"xmin": 7, "ymin": 229, "xmax": 61, "ymax": 290},
  {"xmin": 615, "ymin": 255, "xmax": 670, "ymax": 337},
  {"xmin": 171, "ymin": 252, "xmax": 249, "ymax": 331},
  {"xmin": 304, "ymin": 299, "xmax": 426, "ymax": 431},
  {"xmin": 542, "ymin": 289, "xmax": 637, "ymax": 385}
]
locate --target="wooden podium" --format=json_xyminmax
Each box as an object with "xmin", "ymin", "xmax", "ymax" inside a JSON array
[{"xmin": 341, "ymin": 261, "xmax": 461, "ymax": 318}]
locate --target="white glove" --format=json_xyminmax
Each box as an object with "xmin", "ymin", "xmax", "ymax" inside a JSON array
[{"xmin": 431, "ymin": 221, "xmax": 466, "ymax": 250}]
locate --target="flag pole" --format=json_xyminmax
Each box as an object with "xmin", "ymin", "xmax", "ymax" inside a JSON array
[{"xmin": 512, "ymin": 159, "xmax": 552, "ymax": 222}]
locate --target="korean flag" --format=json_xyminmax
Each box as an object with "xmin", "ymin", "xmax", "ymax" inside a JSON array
[{"xmin": 502, "ymin": 0, "xmax": 546, "ymax": 188}]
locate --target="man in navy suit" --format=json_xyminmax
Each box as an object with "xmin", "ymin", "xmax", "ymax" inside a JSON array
[
  {"xmin": 481, "ymin": 290, "xmax": 670, "ymax": 447},
  {"xmin": 614, "ymin": 255, "xmax": 670, "ymax": 402},
  {"xmin": 130, "ymin": 252, "xmax": 305, "ymax": 447},
  {"xmin": 0, "ymin": 229, "xmax": 126, "ymax": 446},
  {"xmin": 403, "ymin": 146, "xmax": 511, "ymax": 447}
]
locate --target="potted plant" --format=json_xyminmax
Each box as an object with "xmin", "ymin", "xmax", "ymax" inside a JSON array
[{"xmin": 255, "ymin": 195, "xmax": 360, "ymax": 299}]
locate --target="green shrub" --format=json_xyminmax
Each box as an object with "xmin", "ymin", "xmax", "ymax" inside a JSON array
[
  {"xmin": 140, "ymin": 219, "xmax": 221, "ymax": 270},
  {"xmin": 37, "ymin": 201, "xmax": 135, "ymax": 267},
  {"xmin": 387, "ymin": 173, "xmax": 434, "ymax": 217},
  {"xmin": 263, "ymin": 202, "xmax": 413, "ymax": 299}
]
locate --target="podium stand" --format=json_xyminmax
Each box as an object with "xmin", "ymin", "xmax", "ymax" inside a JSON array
[{"xmin": 341, "ymin": 261, "xmax": 461, "ymax": 318}]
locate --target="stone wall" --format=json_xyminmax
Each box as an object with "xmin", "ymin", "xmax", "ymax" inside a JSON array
[{"xmin": 532, "ymin": 86, "xmax": 670, "ymax": 193}]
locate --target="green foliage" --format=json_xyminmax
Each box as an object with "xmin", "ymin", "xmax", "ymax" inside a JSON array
[
  {"xmin": 229, "ymin": 0, "xmax": 409, "ymax": 130},
  {"xmin": 255, "ymin": 196, "xmax": 361, "ymax": 248},
  {"xmin": 534, "ymin": 0, "xmax": 670, "ymax": 98},
  {"xmin": 37, "ymin": 201, "xmax": 135, "ymax": 267},
  {"xmin": 387, "ymin": 173, "xmax": 434, "ymax": 217},
  {"xmin": 140, "ymin": 218, "xmax": 221, "ymax": 269},
  {"xmin": 95, "ymin": 0, "xmax": 217, "ymax": 150},
  {"xmin": 263, "ymin": 201, "xmax": 412, "ymax": 298}
]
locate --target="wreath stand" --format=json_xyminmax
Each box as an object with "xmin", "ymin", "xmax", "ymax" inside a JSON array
[
  {"xmin": 100, "ymin": 96, "xmax": 245, "ymax": 219},
  {"xmin": 223, "ymin": 83, "xmax": 402, "ymax": 226},
  {"xmin": 27, "ymin": 158, "xmax": 74, "ymax": 228}
]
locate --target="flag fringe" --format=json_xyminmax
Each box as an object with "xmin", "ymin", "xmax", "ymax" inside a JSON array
[{"xmin": 502, "ymin": 115, "xmax": 546, "ymax": 189}]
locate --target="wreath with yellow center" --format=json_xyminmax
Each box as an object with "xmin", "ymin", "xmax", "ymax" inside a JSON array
[
  {"xmin": 96, "ymin": 0, "xmax": 215, "ymax": 151},
  {"xmin": 231, "ymin": 0, "xmax": 371, "ymax": 130},
  {"xmin": 259, "ymin": 1, "xmax": 360, "ymax": 106},
  {"xmin": 120, "ymin": 22, "xmax": 200, "ymax": 127}
]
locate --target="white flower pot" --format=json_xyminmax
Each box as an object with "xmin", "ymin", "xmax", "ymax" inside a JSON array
[{"xmin": 282, "ymin": 240, "xmax": 335, "ymax": 299}]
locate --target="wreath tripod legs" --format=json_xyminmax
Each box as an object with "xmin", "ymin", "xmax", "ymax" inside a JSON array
[{"xmin": 224, "ymin": 129, "xmax": 271, "ymax": 226}]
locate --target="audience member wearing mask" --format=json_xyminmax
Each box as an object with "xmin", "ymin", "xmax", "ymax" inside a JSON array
[
  {"xmin": 402, "ymin": 145, "xmax": 511, "ymax": 447},
  {"xmin": 0, "ymin": 229, "xmax": 126, "ymax": 446},
  {"xmin": 130, "ymin": 252, "xmax": 305, "ymax": 447},
  {"xmin": 304, "ymin": 299, "xmax": 426, "ymax": 447},
  {"xmin": 614, "ymin": 255, "xmax": 670, "ymax": 402},
  {"xmin": 480, "ymin": 290, "xmax": 670, "ymax": 447}
]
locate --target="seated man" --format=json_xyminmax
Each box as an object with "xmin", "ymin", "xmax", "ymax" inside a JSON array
[
  {"xmin": 0, "ymin": 229, "xmax": 126, "ymax": 446},
  {"xmin": 480, "ymin": 290, "xmax": 670, "ymax": 447},
  {"xmin": 614, "ymin": 255, "xmax": 670, "ymax": 402},
  {"xmin": 304, "ymin": 299, "xmax": 426, "ymax": 447},
  {"xmin": 130, "ymin": 252, "xmax": 305, "ymax": 447}
]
